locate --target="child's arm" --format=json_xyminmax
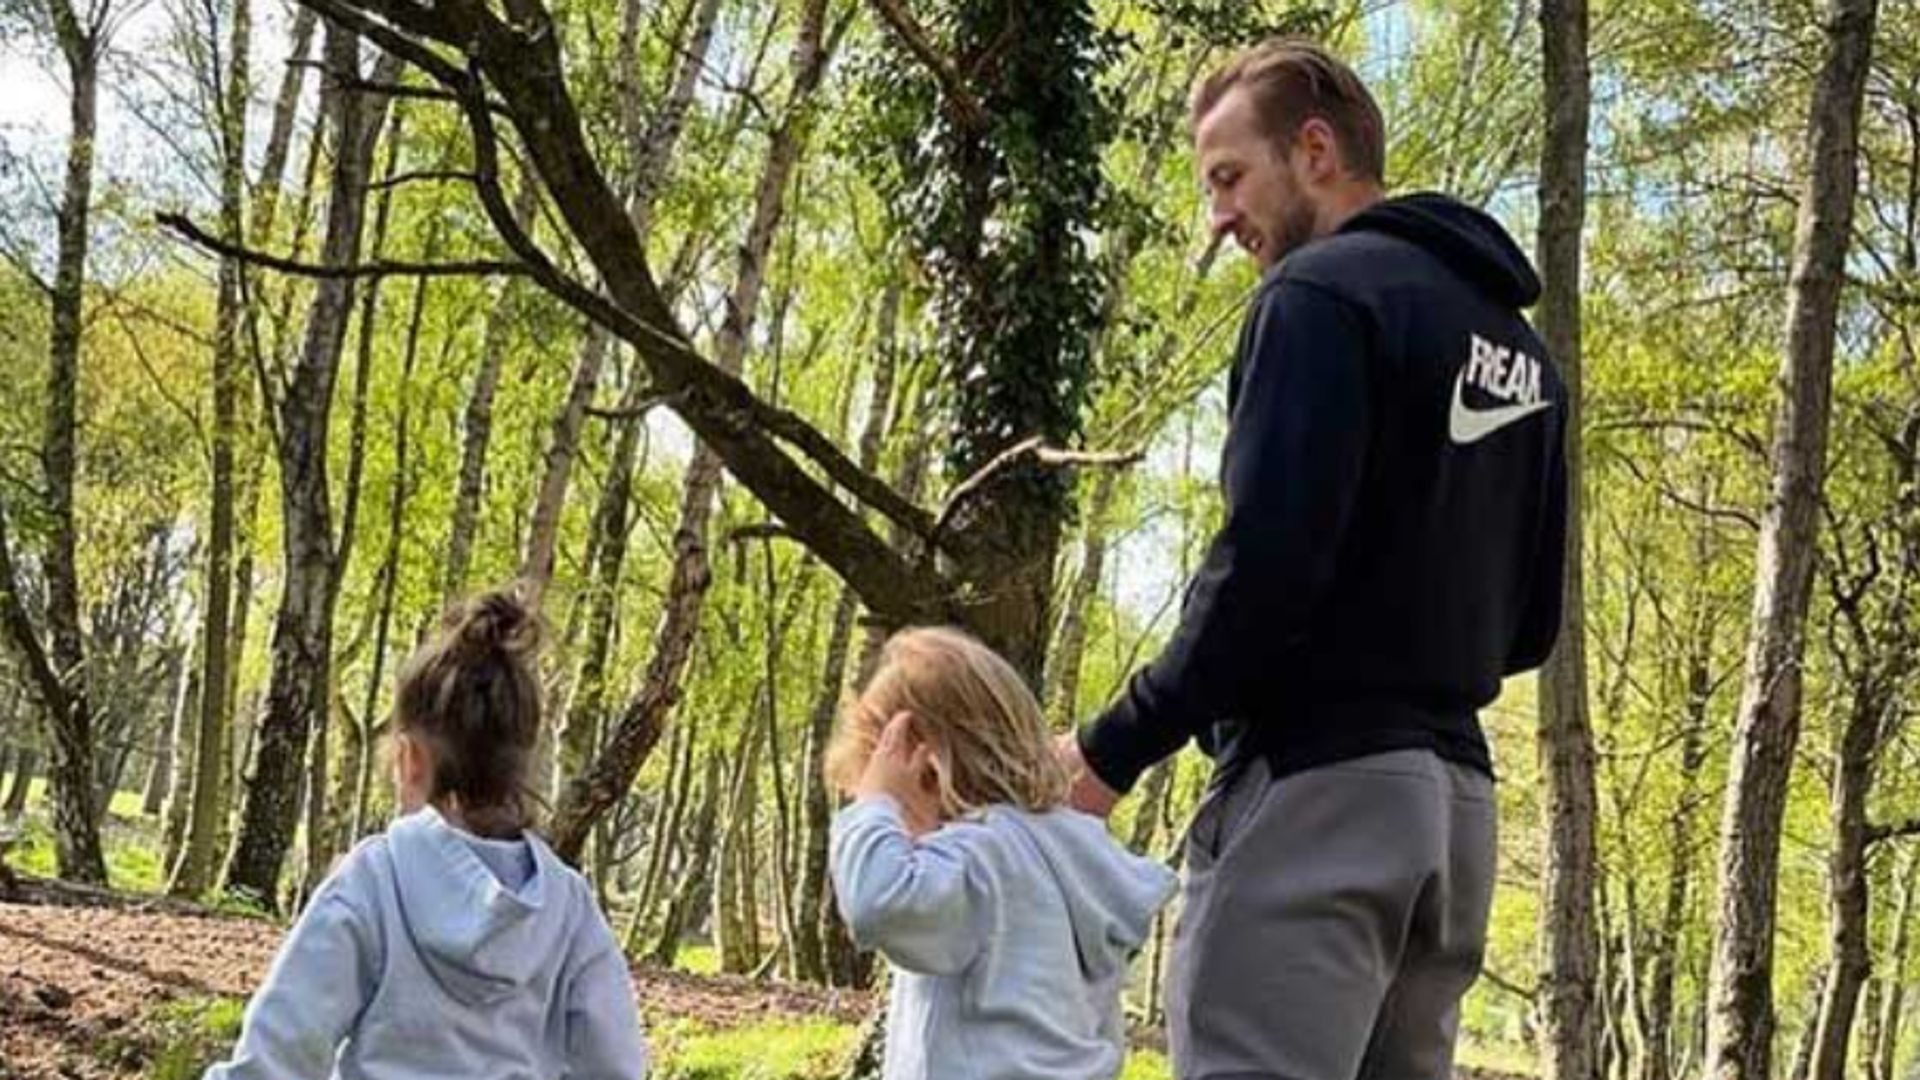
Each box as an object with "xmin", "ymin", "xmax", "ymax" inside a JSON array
[
  {"xmin": 829, "ymin": 796, "xmax": 983, "ymax": 976},
  {"xmin": 563, "ymin": 904, "xmax": 650, "ymax": 1079},
  {"xmin": 203, "ymin": 883, "xmax": 378, "ymax": 1079}
]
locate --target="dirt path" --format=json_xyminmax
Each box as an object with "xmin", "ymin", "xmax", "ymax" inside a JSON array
[
  {"xmin": 0, "ymin": 886, "xmax": 869, "ymax": 1079},
  {"xmin": 1, "ymin": 881, "xmax": 1528, "ymax": 1080}
]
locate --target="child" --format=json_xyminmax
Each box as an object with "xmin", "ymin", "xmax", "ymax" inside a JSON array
[
  {"xmin": 204, "ymin": 588, "xmax": 648, "ymax": 1080},
  {"xmin": 826, "ymin": 626, "xmax": 1177, "ymax": 1080}
]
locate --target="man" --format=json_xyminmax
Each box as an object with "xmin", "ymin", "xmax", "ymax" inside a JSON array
[{"xmin": 1058, "ymin": 38, "xmax": 1568, "ymax": 1080}]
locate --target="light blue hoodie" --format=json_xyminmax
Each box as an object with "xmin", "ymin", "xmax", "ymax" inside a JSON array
[
  {"xmin": 831, "ymin": 795, "xmax": 1178, "ymax": 1080},
  {"xmin": 204, "ymin": 807, "xmax": 648, "ymax": 1080}
]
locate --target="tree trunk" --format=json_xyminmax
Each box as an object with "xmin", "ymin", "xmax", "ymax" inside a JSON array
[
  {"xmin": 443, "ymin": 180, "xmax": 538, "ymax": 605},
  {"xmin": 714, "ymin": 710, "xmax": 766, "ymax": 975},
  {"xmin": 307, "ymin": 122, "xmax": 409, "ymax": 896},
  {"xmin": 142, "ymin": 645, "xmax": 190, "ymax": 818},
  {"xmin": 140, "ymin": 717, "xmax": 171, "ymax": 817},
  {"xmin": 1871, "ymin": 846, "xmax": 1920, "ymax": 1080},
  {"xmin": 1046, "ymin": 467, "xmax": 1121, "ymax": 726},
  {"xmin": 554, "ymin": 363, "xmax": 657, "ymax": 802},
  {"xmin": 628, "ymin": 0, "xmax": 725, "ymax": 246},
  {"xmin": 222, "ymin": 30, "xmax": 400, "ymax": 908},
  {"xmin": 650, "ymin": 749, "xmax": 724, "ymax": 968},
  {"xmin": 1536, "ymin": 0, "xmax": 1598, "ymax": 1072},
  {"xmin": 173, "ymin": 0, "xmax": 251, "ymax": 898},
  {"xmin": 1704, "ymin": 2, "xmax": 1877, "ymax": 1074},
  {"xmin": 161, "ymin": 647, "xmax": 201, "ymax": 872},
  {"xmin": 525, "ymin": 3, "xmax": 788, "ymax": 732},
  {"xmin": 2, "ymin": 748, "xmax": 34, "ymax": 816},
  {"xmin": 546, "ymin": 0, "xmax": 835, "ymax": 861},
  {"xmin": 792, "ymin": 284, "xmax": 902, "ymax": 984},
  {"xmin": 656, "ymin": 749, "xmax": 721, "ymax": 968},
  {"xmin": 757, "ymin": 546, "xmax": 800, "ymax": 977},
  {"xmin": 520, "ymin": 322, "xmax": 611, "ymax": 615},
  {"xmin": 246, "ymin": 6, "xmax": 316, "ymax": 248},
  {"xmin": 12, "ymin": 0, "xmax": 109, "ymax": 886},
  {"xmin": 351, "ymin": 508, "xmax": 406, "ymax": 843},
  {"xmin": 1640, "ymin": 642, "xmax": 1712, "ymax": 1080},
  {"xmin": 1809, "ymin": 680, "xmax": 1894, "ymax": 1080},
  {"xmin": 630, "ymin": 711, "xmax": 697, "ymax": 948},
  {"xmin": 909, "ymin": 0, "xmax": 1108, "ymax": 684}
]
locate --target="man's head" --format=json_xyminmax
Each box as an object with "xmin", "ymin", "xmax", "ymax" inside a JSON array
[{"xmin": 1192, "ymin": 38, "xmax": 1386, "ymax": 269}]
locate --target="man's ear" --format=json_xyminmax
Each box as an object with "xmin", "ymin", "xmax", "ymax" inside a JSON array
[{"xmin": 1296, "ymin": 117, "xmax": 1342, "ymax": 182}]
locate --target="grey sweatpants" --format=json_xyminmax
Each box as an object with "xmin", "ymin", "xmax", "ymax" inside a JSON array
[{"xmin": 1166, "ymin": 749, "xmax": 1496, "ymax": 1080}]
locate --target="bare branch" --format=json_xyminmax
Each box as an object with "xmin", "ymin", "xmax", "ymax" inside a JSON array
[
  {"xmin": 936, "ymin": 435, "xmax": 1147, "ymax": 538},
  {"xmin": 288, "ymin": 0, "xmax": 947, "ymax": 620},
  {"xmin": 1480, "ymin": 966, "xmax": 1539, "ymax": 1003},
  {"xmin": 585, "ymin": 389, "xmax": 686, "ymax": 421},
  {"xmin": 367, "ymin": 169, "xmax": 484, "ymax": 192},
  {"xmin": 727, "ymin": 522, "xmax": 793, "ymax": 544},
  {"xmin": 1868, "ymin": 816, "xmax": 1920, "ymax": 847},
  {"xmin": 156, "ymin": 211, "xmax": 529, "ymax": 279}
]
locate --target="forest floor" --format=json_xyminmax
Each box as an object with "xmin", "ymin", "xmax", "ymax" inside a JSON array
[
  {"xmin": 1, "ymin": 874, "xmax": 1531, "ymax": 1080},
  {"xmin": 0, "ymin": 876, "xmax": 871, "ymax": 1080}
]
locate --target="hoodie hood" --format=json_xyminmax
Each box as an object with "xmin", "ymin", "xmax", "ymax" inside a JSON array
[
  {"xmin": 994, "ymin": 808, "xmax": 1178, "ymax": 982},
  {"xmin": 1339, "ymin": 192, "xmax": 1541, "ymax": 308},
  {"xmin": 387, "ymin": 807, "xmax": 573, "ymax": 1005}
]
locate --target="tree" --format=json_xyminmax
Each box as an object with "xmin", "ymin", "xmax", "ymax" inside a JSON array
[
  {"xmin": 219, "ymin": 25, "xmax": 403, "ymax": 906},
  {"xmin": 170, "ymin": 0, "xmax": 251, "ymax": 899},
  {"xmin": 546, "ymin": 0, "xmax": 843, "ymax": 863},
  {"xmin": 1536, "ymin": 0, "xmax": 1601, "ymax": 1074},
  {"xmin": 0, "ymin": 0, "xmax": 123, "ymax": 885},
  {"xmin": 1704, "ymin": 1, "xmax": 1880, "ymax": 1075}
]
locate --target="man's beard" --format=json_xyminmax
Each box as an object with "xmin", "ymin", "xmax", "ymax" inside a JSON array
[{"xmin": 1268, "ymin": 198, "xmax": 1320, "ymax": 264}]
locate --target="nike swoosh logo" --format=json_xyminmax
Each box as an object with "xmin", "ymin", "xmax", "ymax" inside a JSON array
[{"xmin": 1449, "ymin": 369, "xmax": 1553, "ymax": 445}]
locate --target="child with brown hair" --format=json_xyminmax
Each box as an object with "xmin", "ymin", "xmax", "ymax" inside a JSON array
[
  {"xmin": 203, "ymin": 588, "xmax": 648, "ymax": 1080},
  {"xmin": 826, "ymin": 626, "xmax": 1175, "ymax": 1080}
]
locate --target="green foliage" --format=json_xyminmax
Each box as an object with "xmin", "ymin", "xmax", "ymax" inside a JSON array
[
  {"xmin": 137, "ymin": 996, "xmax": 248, "ymax": 1080},
  {"xmin": 651, "ymin": 1018, "xmax": 855, "ymax": 1080},
  {"xmin": 849, "ymin": 0, "xmax": 1116, "ymax": 519},
  {"xmin": 14, "ymin": 781, "xmax": 165, "ymax": 892}
]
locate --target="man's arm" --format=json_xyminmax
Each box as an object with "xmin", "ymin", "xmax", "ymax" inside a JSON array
[{"xmin": 1076, "ymin": 278, "xmax": 1375, "ymax": 796}]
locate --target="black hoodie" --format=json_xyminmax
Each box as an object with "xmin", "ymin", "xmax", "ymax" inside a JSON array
[{"xmin": 1079, "ymin": 193, "xmax": 1568, "ymax": 790}]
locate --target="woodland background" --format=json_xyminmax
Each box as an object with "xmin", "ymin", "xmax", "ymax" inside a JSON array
[{"xmin": 0, "ymin": 0, "xmax": 1914, "ymax": 1077}]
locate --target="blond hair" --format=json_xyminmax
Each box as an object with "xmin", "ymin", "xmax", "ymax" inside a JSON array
[
  {"xmin": 1190, "ymin": 36, "xmax": 1386, "ymax": 183},
  {"xmin": 824, "ymin": 627, "xmax": 1069, "ymax": 819}
]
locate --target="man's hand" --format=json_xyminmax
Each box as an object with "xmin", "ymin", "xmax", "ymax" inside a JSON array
[
  {"xmin": 1055, "ymin": 731, "xmax": 1123, "ymax": 818},
  {"xmin": 855, "ymin": 711, "xmax": 943, "ymax": 835}
]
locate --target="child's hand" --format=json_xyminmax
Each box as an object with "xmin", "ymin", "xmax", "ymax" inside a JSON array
[{"xmin": 856, "ymin": 712, "xmax": 941, "ymax": 835}]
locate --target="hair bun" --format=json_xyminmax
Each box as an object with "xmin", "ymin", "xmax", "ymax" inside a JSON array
[{"xmin": 447, "ymin": 586, "xmax": 542, "ymax": 661}]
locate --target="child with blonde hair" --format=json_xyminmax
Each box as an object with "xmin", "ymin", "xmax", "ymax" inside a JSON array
[
  {"xmin": 827, "ymin": 626, "xmax": 1175, "ymax": 1080},
  {"xmin": 203, "ymin": 588, "xmax": 648, "ymax": 1079}
]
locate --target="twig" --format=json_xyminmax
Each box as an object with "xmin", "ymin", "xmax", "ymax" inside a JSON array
[
  {"xmin": 727, "ymin": 523, "xmax": 793, "ymax": 544},
  {"xmin": 1868, "ymin": 816, "xmax": 1920, "ymax": 847},
  {"xmin": 586, "ymin": 389, "xmax": 686, "ymax": 421},
  {"xmin": 157, "ymin": 212, "xmax": 528, "ymax": 280},
  {"xmin": 367, "ymin": 169, "xmax": 484, "ymax": 192},
  {"xmin": 1480, "ymin": 966, "xmax": 1538, "ymax": 1002}
]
